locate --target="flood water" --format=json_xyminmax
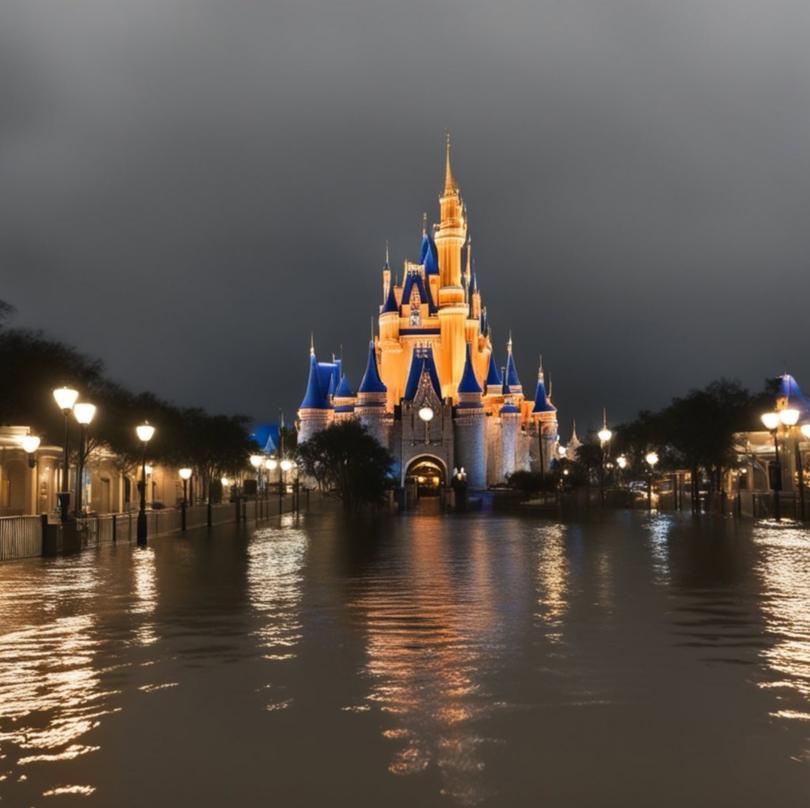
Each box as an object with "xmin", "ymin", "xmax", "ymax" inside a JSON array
[{"xmin": 1, "ymin": 508, "xmax": 809, "ymax": 806}]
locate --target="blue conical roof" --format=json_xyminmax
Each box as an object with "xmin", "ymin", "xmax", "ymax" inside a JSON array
[
  {"xmin": 458, "ymin": 344, "xmax": 482, "ymax": 394},
  {"xmin": 335, "ymin": 373, "xmax": 354, "ymax": 398},
  {"xmin": 420, "ymin": 232, "xmax": 439, "ymax": 276},
  {"xmin": 357, "ymin": 341, "xmax": 387, "ymax": 394},
  {"xmin": 532, "ymin": 374, "xmax": 556, "ymax": 414},
  {"xmin": 505, "ymin": 348, "xmax": 521, "ymax": 389},
  {"xmin": 485, "ymin": 351, "xmax": 501, "ymax": 391},
  {"xmin": 381, "ymin": 283, "xmax": 398, "ymax": 314},
  {"xmin": 300, "ymin": 353, "xmax": 330, "ymax": 409}
]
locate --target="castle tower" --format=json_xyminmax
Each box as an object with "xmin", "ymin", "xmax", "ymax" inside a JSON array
[
  {"xmin": 297, "ymin": 342, "xmax": 334, "ymax": 444},
  {"xmin": 355, "ymin": 340, "xmax": 390, "ymax": 446},
  {"xmin": 333, "ymin": 374, "xmax": 356, "ymax": 423},
  {"xmin": 499, "ymin": 371, "xmax": 521, "ymax": 480},
  {"xmin": 531, "ymin": 359, "xmax": 558, "ymax": 474},
  {"xmin": 435, "ymin": 135, "xmax": 469, "ymax": 399},
  {"xmin": 454, "ymin": 343, "xmax": 486, "ymax": 490}
]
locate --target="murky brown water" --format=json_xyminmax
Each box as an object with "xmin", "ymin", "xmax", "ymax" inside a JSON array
[{"xmin": 1, "ymin": 510, "xmax": 809, "ymax": 806}]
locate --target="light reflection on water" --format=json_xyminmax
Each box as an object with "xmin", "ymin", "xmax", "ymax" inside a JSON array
[{"xmin": 0, "ymin": 512, "xmax": 807, "ymax": 805}]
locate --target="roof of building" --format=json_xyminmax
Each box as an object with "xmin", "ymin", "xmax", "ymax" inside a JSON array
[
  {"xmin": 485, "ymin": 351, "xmax": 502, "ymax": 392},
  {"xmin": 381, "ymin": 282, "xmax": 399, "ymax": 314},
  {"xmin": 458, "ymin": 343, "xmax": 483, "ymax": 395},
  {"xmin": 402, "ymin": 271, "xmax": 436, "ymax": 313},
  {"xmin": 505, "ymin": 340, "xmax": 521, "ymax": 389},
  {"xmin": 357, "ymin": 341, "xmax": 387, "ymax": 395},
  {"xmin": 419, "ymin": 232, "xmax": 440, "ymax": 276},
  {"xmin": 404, "ymin": 345, "xmax": 442, "ymax": 401},
  {"xmin": 300, "ymin": 353, "xmax": 332, "ymax": 410},
  {"xmin": 778, "ymin": 373, "xmax": 809, "ymax": 414},
  {"xmin": 500, "ymin": 402, "xmax": 520, "ymax": 414},
  {"xmin": 532, "ymin": 372, "xmax": 556, "ymax": 414},
  {"xmin": 315, "ymin": 359, "xmax": 341, "ymax": 400},
  {"xmin": 335, "ymin": 373, "xmax": 354, "ymax": 399}
]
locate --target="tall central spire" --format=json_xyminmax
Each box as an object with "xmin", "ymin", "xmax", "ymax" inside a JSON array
[{"xmin": 444, "ymin": 131, "xmax": 457, "ymax": 195}]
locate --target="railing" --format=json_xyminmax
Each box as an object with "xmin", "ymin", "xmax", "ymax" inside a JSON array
[
  {"xmin": 1, "ymin": 494, "xmax": 307, "ymax": 562},
  {"xmin": 0, "ymin": 516, "xmax": 43, "ymax": 561}
]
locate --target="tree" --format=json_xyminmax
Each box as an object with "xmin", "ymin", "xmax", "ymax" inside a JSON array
[{"xmin": 297, "ymin": 421, "xmax": 395, "ymax": 511}]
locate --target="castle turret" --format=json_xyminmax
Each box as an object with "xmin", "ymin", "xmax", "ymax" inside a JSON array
[
  {"xmin": 454, "ymin": 343, "xmax": 486, "ymax": 490},
  {"xmin": 297, "ymin": 341, "xmax": 334, "ymax": 443},
  {"xmin": 531, "ymin": 359, "xmax": 558, "ymax": 474},
  {"xmin": 333, "ymin": 373, "xmax": 356, "ymax": 422},
  {"xmin": 356, "ymin": 340, "xmax": 390, "ymax": 446},
  {"xmin": 435, "ymin": 135, "xmax": 469, "ymax": 399},
  {"xmin": 499, "ymin": 371, "xmax": 521, "ymax": 481}
]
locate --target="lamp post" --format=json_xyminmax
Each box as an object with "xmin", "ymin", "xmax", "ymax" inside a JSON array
[
  {"xmin": 21, "ymin": 434, "xmax": 41, "ymax": 515},
  {"xmin": 761, "ymin": 411, "xmax": 782, "ymax": 521},
  {"xmin": 73, "ymin": 402, "xmax": 97, "ymax": 517},
  {"xmin": 645, "ymin": 451, "xmax": 659, "ymax": 511},
  {"xmin": 52, "ymin": 386, "xmax": 79, "ymax": 521},
  {"xmin": 419, "ymin": 405, "xmax": 434, "ymax": 444},
  {"xmin": 179, "ymin": 467, "xmax": 192, "ymax": 531},
  {"xmin": 135, "ymin": 421, "xmax": 155, "ymax": 545},
  {"xmin": 597, "ymin": 410, "xmax": 612, "ymax": 507},
  {"xmin": 802, "ymin": 424, "xmax": 810, "ymax": 521},
  {"xmin": 250, "ymin": 454, "xmax": 263, "ymax": 497},
  {"xmin": 280, "ymin": 459, "xmax": 293, "ymax": 514}
]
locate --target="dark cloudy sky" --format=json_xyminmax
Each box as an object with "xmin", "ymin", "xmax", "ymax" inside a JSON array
[{"xmin": 3, "ymin": 1, "xmax": 810, "ymax": 435}]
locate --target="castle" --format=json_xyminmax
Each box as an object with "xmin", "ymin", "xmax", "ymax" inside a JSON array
[{"xmin": 298, "ymin": 139, "xmax": 559, "ymax": 492}]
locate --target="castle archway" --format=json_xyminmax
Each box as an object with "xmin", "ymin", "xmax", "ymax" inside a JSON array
[{"xmin": 405, "ymin": 456, "xmax": 447, "ymax": 498}]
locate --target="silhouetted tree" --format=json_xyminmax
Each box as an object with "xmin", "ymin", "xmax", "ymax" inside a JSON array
[{"xmin": 296, "ymin": 421, "xmax": 394, "ymax": 511}]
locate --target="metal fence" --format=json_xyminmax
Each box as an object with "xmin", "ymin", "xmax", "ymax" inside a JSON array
[
  {"xmin": 0, "ymin": 516, "xmax": 43, "ymax": 561},
  {"xmin": 0, "ymin": 495, "xmax": 302, "ymax": 562}
]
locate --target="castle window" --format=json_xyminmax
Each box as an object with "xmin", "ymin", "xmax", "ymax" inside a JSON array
[{"xmin": 410, "ymin": 304, "xmax": 421, "ymax": 326}]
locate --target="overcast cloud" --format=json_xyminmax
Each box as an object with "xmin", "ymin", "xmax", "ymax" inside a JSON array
[{"xmin": 2, "ymin": 0, "xmax": 809, "ymax": 433}]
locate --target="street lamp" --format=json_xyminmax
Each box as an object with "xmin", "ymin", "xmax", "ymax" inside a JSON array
[
  {"xmin": 73, "ymin": 402, "xmax": 96, "ymax": 516},
  {"xmin": 645, "ymin": 451, "xmax": 659, "ymax": 511},
  {"xmin": 179, "ymin": 467, "xmax": 192, "ymax": 531},
  {"xmin": 418, "ymin": 406, "xmax": 434, "ymax": 444},
  {"xmin": 761, "ymin": 411, "xmax": 782, "ymax": 521},
  {"xmin": 53, "ymin": 386, "xmax": 79, "ymax": 521},
  {"xmin": 773, "ymin": 407, "xmax": 805, "ymax": 521},
  {"xmin": 20, "ymin": 434, "xmax": 41, "ymax": 468},
  {"xmin": 135, "ymin": 421, "xmax": 155, "ymax": 545},
  {"xmin": 598, "ymin": 409, "xmax": 612, "ymax": 507},
  {"xmin": 250, "ymin": 454, "xmax": 264, "ymax": 498}
]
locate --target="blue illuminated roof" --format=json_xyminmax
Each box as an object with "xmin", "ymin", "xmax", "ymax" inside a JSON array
[
  {"xmin": 505, "ymin": 349, "xmax": 521, "ymax": 389},
  {"xmin": 335, "ymin": 373, "xmax": 354, "ymax": 398},
  {"xmin": 300, "ymin": 353, "xmax": 332, "ymax": 410},
  {"xmin": 485, "ymin": 352, "xmax": 502, "ymax": 391},
  {"xmin": 458, "ymin": 344, "xmax": 482, "ymax": 394},
  {"xmin": 357, "ymin": 341, "xmax": 387, "ymax": 395},
  {"xmin": 402, "ymin": 271, "xmax": 436, "ymax": 313},
  {"xmin": 404, "ymin": 345, "xmax": 442, "ymax": 401},
  {"xmin": 532, "ymin": 376, "xmax": 556, "ymax": 414},
  {"xmin": 382, "ymin": 283, "xmax": 398, "ymax": 314}
]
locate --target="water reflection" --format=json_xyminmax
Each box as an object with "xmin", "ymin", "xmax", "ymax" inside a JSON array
[
  {"xmin": 753, "ymin": 526, "xmax": 810, "ymax": 729},
  {"xmin": 346, "ymin": 516, "xmax": 507, "ymax": 805}
]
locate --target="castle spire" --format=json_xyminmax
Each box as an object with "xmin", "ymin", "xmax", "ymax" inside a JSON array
[
  {"xmin": 384, "ymin": 241, "xmax": 390, "ymax": 269},
  {"xmin": 464, "ymin": 237, "xmax": 472, "ymax": 288},
  {"xmin": 507, "ymin": 331, "xmax": 513, "ymax": 354},
  {"xmin": 309, "ymin": 332, "xmax": 315, "ymax": 356},
  {"xmin": 444, "ymin": 131, "xmax": 457, "ymax": 195},
  {"xmin": 422, "ymin": 211, "xmax": 428, "ymax": 236}
]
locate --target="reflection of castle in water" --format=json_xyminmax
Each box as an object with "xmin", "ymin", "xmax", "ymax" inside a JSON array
[
  {"xmin": 343, "ymin": 517, "xmax": 521, "ymax": 804},
  {"xmin": 298, "ymin": 139, "xmax": 559, "ymax": 492}
]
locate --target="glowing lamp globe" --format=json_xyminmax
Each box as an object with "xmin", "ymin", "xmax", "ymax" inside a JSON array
[
  {"xmin": 144, "ymin": 464, "xmax": 154, "ymax": 476},
  {"xmin": 266, "ymin": 458, "xmax": 278, "ymax": 471},
  {"xmin": 418, "ymin": 406, "xmax": 435, "ymax": 423},
  {"xmin": 645, "ymin": 451, "xmax": 659, "ymax": 468},
  {"xmin": 53, "ymin": 386, "xmax": 79, "ymax": 412},
  {"xmin": 179, "ymin": 467, "xmax": 192, "ymax": 481},
  {"xmin": 280, "ymin": 459, "xmax": 293, "ymax": 472},
  {"xmin": 221, "ymin": 477, "xmax": 230, "ymax": 487},
  {"xmin": 136, "ymin": 422, "xmax": 156, "ymax": 443},
  {"xmin": 801, "ymin": 424, "xmax": 810, "ymax": 440},
  {"xmin": 597, "ymin": 427, "xmax": 612, "ymax": 444},
  {"xmin": 761, "ymin": 412, "xmax": 780, "ymax": 431},
  {"xmin": 779, "ymin": 408, "xmax": 801, "ymax": 427},
  {"xmin": 250, "ymin": 454, "xmax": 264, "ymax": 469},
  {"xmin": 73, "ymin": 402, "xmax": 97, "ymax": 425},
  {"xmin": 20, "ymin": 435, "xmax": 41, "ymax": 454},
  {"xmin": 616, "ymin": 455, "xmax": 628, "ymax": 469}
]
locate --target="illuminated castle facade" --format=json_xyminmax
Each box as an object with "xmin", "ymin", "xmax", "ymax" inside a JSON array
[{"xmin": 298, "ymin": 140, "xmax": 558, "ymax": 490}]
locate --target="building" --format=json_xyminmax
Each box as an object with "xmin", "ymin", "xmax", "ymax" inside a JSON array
[
  {"xmin": 298, "ymin": 139, "xmax": 559, "ymax": 493},
  {"xmin": 731, "ymin": 373, "xmax": 810, "ymax": 518}
]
